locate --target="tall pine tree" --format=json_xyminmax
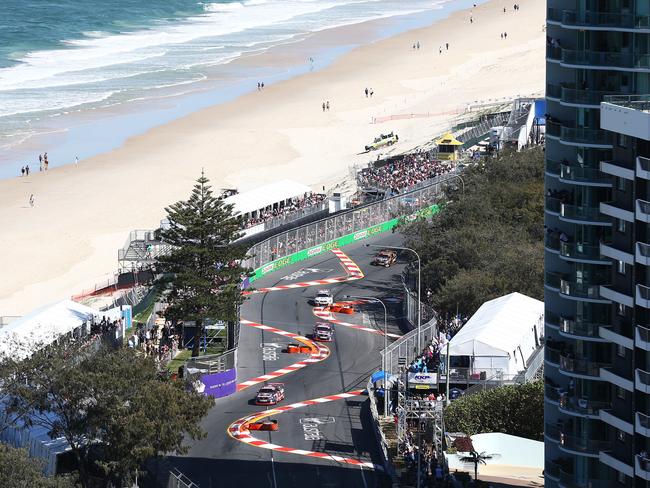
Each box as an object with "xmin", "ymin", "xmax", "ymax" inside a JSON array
[{"xmin": 157, "ymin": 173, "xmax": 248, "ymax": 357}]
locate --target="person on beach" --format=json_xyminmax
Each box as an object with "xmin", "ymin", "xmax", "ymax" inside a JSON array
[
  {"xmin": 25, "ymin": 164, "xmax": 29, "ymax": 176},
  {"xmin": 413, "ymin": 43, "xmax": 416, "ymax": 50},
  {"xmin": 21, "ymin": 167, "xmax": 25, "ymax": 177},
  {"xmin": 75, "ymin": 156, "xmax": 79, "ymax": 165},
  {"xmin": 257, "ymin": 82, "xmax": 261, "ymax": 91},
  {"xmin": 322, "ymin": 102, "xmax": 326, "ymax": 112},
  {"xmin": 446, "ymin": 42, "xmax": 449, "ymax": 50},
  {"xmin": 416, "ymin": 41, "xmax": 420, "ymax": 49},
  {"xmin": 365, "ymin": 87, "xmax": 369, "ymax": 97},
  {"xmin": 326, "ymin": 101, "xmax": 330, "ymax": 111},
  {"xmin": 504, "ymin": 32, "xmax": 508, "ymax": 39},
  {"xmin": 370, "ymin": 89, "xmax": 374, "ymax": 97},
  {"xmin": 439, "ymin": 47, "xmax": 442, "ymax": 54},
  {"xmin": 470, "ymin": 16, "xmax": 473, "ymax": 23},
  {"xmin": 38, "ymin": 154, "xmax": 42, "ymax": 165},
  {"xmin": 29, "ymin": 194, "xmax": 34, "ymax": 207},
  {"xmin": 44, "ymin": 152, "xmax": 49, "ymax": 171},
  {"xmin": 503, "ymin": 7, "xmax": 506, "ymax": 13},
  {"xmin": 500, "ymin": 33, "xmax": 504, "ymax": 39},
  {"xmin": 261, "ymin": 82, "xmax": 264, "ymax": 89}
]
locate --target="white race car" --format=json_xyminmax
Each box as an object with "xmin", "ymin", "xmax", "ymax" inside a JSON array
[
  {"xmin": 313, "ymin": 289, "xmax": 334, "ymax": 307},
  {"xmin": 313, "ymin": 322, "xmax": 334, "ymax": 342}
]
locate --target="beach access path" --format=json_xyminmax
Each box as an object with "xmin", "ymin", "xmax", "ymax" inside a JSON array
[{"xmin": 0, "ymin": 0, "xmax": 545, "ymax": 315}]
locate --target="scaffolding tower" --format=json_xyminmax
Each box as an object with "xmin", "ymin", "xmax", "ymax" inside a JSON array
[
  {"xmin": 395, "ymin": 374, "xmax": 446, "ymax": 487},
  {"xmin": 118, "ymin": 228, "xmax": 172, "ymax": 272}
]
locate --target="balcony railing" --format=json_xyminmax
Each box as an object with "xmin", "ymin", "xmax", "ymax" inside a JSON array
[
  {"xmin": 545, "ymin": 345, "xmax": 561, "ymax": 365},
  {"xmin": 545, "ymin": 422, "xmax": 561, "ymax": 441},
  {"xmin": 546, "ymin": 83, "xmax": 562, "ymax": 99},
  {"xmin": 558, "ymin": 471, "xmax": 615, "ymax": 488},
  {"xmin": 545, "ymin": 384, "xmax": 561, "ymax": 402},
  {"xmin": 558, "ymin": 430, "xmax": 612, "ymax": 455},
  {"xmin": 560, "ymin": 163, "xmax": 611, "ymax": 184},
  {"xmin": 545, "ymin": 233, "xmax": 560, "ymax": 251},
  {"xmin": 560, "ymin": 317, "xmax": 607, "ymax": 338},
  {"xmin": 546, "ymin": 120, "xmax": 561, "ymax": 137},
  {"xmin": 545, "ymin": 196, "xmax": 562, "ymax": 214},
  {"xmin": 562, "ymin": 49, "xmax": 650, "ymax": 70},
  {"xmin": 548, "ymin": 8, "xmax": 650, "ymax": 30},
  {"xmin": 636, "ymin": 242, "xmax": 650, "ymax": 265},
  {"xmin": 562, "ymin": 87, "xmax": 616, "ymax": 106},
  {"xmin": 560, "ymin": 241, "xmax": 609, "ymax": 261},
  {"xmin": 546, "ymin": 158, "xmax": 561, "ymax": 176},
  {"xmin": 560, "ymin": 278, "xmax": 607, "ymax": 300},
  {"xmin": 636, "ymin": 368, "xmax": 650, "ymax": 393},
  {"xmin": 604, "ymin": 94, "xmax": 650, "ymax": 111},
  {"xmin": 637, "ymin": 284, "xmax": 650, "ymax": 308},
  {"xmin": 560, "ymin": 203, "xmax": 610, "ymax": 223},
  {"xmin": 547, "ymin": 45, "xmax": 562, "ymax": 61},
  {"xmin": 560, "ymin": 354, "xmax": 610, "ymax": 377},
  {"xmin": 560, "ymin": 126, "xmax": 613, "ymax": 146},
  {"xmin": 545, "ymin": 271, "xmax": 563, "ymax": 290},
  {"xmin": 637, "ymin": 199, "xmax": 650, "ymax": 223},
  {"xmin": 638, "ymin": 412, "xmax": 650, "ymax": 431},
  {"xmin": 559, "ymin": 393, "xmax": 610, "ymax": 416},
  {"xmin": 545, "ymin": 460, "xmax": 561, "ymax": 479},
  {"xmin": 637, "ymin": 325, "xmax": 650, "ymax": 349},
  {"xmin": 638, "ymin": 156, "xmax": 650, "ymax": 180}
]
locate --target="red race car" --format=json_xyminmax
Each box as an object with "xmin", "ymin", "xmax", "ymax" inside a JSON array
[{"xmin": 255, "ymin": 383, "xmax": 285, "ymax": 405}]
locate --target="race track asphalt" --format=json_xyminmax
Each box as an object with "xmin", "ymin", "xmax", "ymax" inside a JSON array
[{"xmin": 161, "ymin": 232, "xmax": 410, "ymax": 488}]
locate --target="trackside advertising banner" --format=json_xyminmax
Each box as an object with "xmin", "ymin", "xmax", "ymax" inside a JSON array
[{"xmin": 250, "ymin": 204, "xmax": 440, "ymax": 282}]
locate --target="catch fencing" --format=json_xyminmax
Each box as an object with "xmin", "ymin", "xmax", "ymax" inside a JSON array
[
  {"xmin": 380, "ymin": 318, "xmax": 438, "ymax": 377},
  {"xmin": 245, "ymin": 172, "xmax": 460, "ymax": 271}
]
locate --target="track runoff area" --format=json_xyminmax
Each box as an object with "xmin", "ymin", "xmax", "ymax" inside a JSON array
[{"xmin": 178, "ymin": 233, "xmax": 408, "ymax": 488}]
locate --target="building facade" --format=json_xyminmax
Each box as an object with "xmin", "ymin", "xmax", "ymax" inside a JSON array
[{"xmin": 544, "ymin": 2, "xmax": 650, "ymax": 487}]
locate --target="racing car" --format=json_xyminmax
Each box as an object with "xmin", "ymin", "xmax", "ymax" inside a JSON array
[
  {"xmin": 365, "ymin": 132, "xmax": 398, "ymax": 152},
  {"xmin": 313, "ymin": 322, "xmax": 334, "ymax": 342},
  {"xmin": 255, "ymin": 383, "xmax": 285, "ymax": 405},
  {"xmin": 313, "ymin": 289, "xmax": 334, "ymax": 306},
  {"xmin": 372, "ymin": 250, "xmax": 397, "ymax": 267}
]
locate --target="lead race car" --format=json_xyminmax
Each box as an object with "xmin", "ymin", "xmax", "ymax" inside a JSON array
[
  {"xmin": 313, "ymin": 289, "xmax": 334, "ymax": 307},
  {"xmin": 255, "ymin": 383, "xmax": 285, "ymax": 405}
]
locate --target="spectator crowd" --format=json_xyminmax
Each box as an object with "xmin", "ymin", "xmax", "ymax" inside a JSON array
[
  {"xmin": 241, "ymin": 192, "xmax": 326, "ymax": 229},
  {"xmin": 357, "ymin": 151, "xmax": 455, "ymax": 195},
  {"xmin": 127, "ymin": 319, "xmax": 180, "ymax": 366}
]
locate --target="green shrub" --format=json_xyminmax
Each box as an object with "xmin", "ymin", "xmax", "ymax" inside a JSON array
[{"xmin": 444, "ymin": 380, "xmax": 543, "ymax": 441}]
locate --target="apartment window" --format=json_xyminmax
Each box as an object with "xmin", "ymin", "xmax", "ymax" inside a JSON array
[
  {"xmin": 617, "ymin": 177, "xmax": 626, "ymax": 192},
  {"xmin": 618, "ymin": 303, "xmax": 627, "ymax": 317},
  {"xmin": 617, "ymin": 343, "xmax": 626, "ymax": 358},
  {"xmin": 618, "ymin": 133, "xmax": 628, "ymax": 148},
  {"xmin": 617, "ymin": 429, "xmax": 626, "ymax": 442},
  {"xmin": 617, "ymin": 386, "xmax": 626, "ymax": 399},
  {"xmin": 617, "ymin": 218, "xmax": 626, "ymax": 233},
  {"xmin": 618, "ymin": 260, "xmax": 626, "ymax": 274}
]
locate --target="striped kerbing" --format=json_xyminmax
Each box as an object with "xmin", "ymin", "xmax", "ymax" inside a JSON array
[
  {"xmin": 227, "ymin": 389, "xmax": 383, "ymax": 470},
  {"xmin": 244, "ymin": 249, "xmax": 364, "ymax": 295}
]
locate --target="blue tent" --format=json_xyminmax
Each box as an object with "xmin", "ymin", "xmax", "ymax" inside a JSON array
[{"xmin": 534, "ymin": 99, "xmax": 546, "ymax": 125}]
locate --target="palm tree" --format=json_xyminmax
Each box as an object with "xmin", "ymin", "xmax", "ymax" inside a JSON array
[{"xmin": 458, "ymin": 450, "xmax": 497, "ymax": 482}]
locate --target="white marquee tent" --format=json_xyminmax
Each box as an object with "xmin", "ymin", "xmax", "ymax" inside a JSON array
[
  {"xmin": 447, "ymin": 292, "xmax": 543, "ymax": 377},
  {"xmin": 0, "ymin": 299, "xmax": 98, "ymax": 360},
  {"xmin": 224, "ymin": 179, "xmax": 313, "ymax": 218}
]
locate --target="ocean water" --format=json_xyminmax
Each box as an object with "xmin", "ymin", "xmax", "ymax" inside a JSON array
[{"xmin": 0, "ymin": 0, "xmax": 468, "ymax": 176}]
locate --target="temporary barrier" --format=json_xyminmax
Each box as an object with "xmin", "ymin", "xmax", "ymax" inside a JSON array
[{"xmin": 249, "ymin": 204, "xmax": 440, "ymax": 282}]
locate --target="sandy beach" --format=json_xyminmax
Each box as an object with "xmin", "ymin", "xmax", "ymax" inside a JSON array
[{"xmin": 0, "ymin": 0, "xmax": 545, "ymax": 316}]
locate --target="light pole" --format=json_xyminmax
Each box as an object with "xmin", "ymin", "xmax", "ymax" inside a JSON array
[
  {"xmin": 366, "ymin": 243, "xmax": 422, "ymax": 351},
  {"xmin": 344, "ymin": 294, "xmax": 389, "ymax": 418}
]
